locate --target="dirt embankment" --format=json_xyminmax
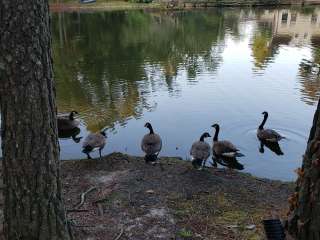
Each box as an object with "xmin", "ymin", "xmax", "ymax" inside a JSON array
[{"xmin": 61, "ymin": 152, "xmax": 294, "ymax": 239}]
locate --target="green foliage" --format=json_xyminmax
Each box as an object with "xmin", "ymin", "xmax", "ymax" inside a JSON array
[
  {"xmin": 51, "ymin": 10, "xmax": 236, "ymax": 129},
  {"xmin": 177, "ymin": 228, "xmax": 193, "ymax": 238}
]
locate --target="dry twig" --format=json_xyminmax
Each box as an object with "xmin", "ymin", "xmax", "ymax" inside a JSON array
[
  {"xmin": 72, "ymin": 186, "xmax": 98, "ymax": 210},
  {"xmin": 114, "ymin": 228, "xmax": 124, "ymax": 240}
]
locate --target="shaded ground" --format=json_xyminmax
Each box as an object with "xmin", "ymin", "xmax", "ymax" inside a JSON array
[{"xmin": 61, "ymin": 153, "xmax": 294, "ymax": 239}]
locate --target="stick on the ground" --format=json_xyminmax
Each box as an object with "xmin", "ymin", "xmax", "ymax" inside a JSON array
[
  {"xmin": 73, "ymin": 186, "xmax": 98, "ymax": 210},
  {"xmin": 114, "ymin": 228, "xmax": 124, "ymax": 240},
  {"xmin": 66, "ymin": 209, "xmax": 90, "ymax": 213}
]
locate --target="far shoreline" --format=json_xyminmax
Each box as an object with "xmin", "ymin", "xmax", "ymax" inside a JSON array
[{"xmin": 49, "ymin": 0, "xmax": 320, "ymax": 12}]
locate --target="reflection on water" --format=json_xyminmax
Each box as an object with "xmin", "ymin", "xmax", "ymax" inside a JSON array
[
  {"xmin": 255, "ymin": 8, "xmax": 320, "ymax": 104},
  {"xmin": 259, "ymin": 139, "xmax": 284, "ymax": 156},
  {"xmin": 51, "ymin": 7, "xmax": 319, "ymax": 181},
  {"xmin": 52, "ymin": 10, "xmax": 230, "ymax": 131},
  {"xmin": 1, "ymin": 7, "xmax": 318, "ymax": 180}
]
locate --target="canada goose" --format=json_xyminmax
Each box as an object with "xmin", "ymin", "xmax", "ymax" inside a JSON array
[
  {"xmin": 190, "ymin": 132, "xmax": 211, "ymax": 169},
  {"xmin": 257, "ymin": 111, "xmax": 285, "ymax": 142},
  {"xmin": 141, "ymin": 122, "xmax": 162, "ymax": 163},
  {"xmin": 259, "ymin": 139, "xmax": 284, "ymax": 155},
  {"xmin": 58, "ymin": 127, "xmax": 82, "ymax": 143},
  {"xmin": 58, "ymin": 111, "xmax": 80, "ymax": 131},
  {"xmin": 82, "ymin": 130, "xmax": 106, "ymax": 160},
  {"xmin": 211, "ymin": 124, "xmax": 244, "ymax": 158}
]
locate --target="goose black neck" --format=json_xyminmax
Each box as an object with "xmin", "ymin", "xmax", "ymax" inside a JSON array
[
  {"xmin": 259, "ymin": 113, "xmax": 268, "ymax": 130},
  {"xmin": 148, "ymin": 125, "xmax": 154, "ymax": 134},
  {"xmin": 200, "ymin": 133, "xmax": 206, "ymax": 142},
  {"xmin": 213, "ymin": 125, "xmax": 220, "ymax": 141},
  {"xmin": 69, "ymin": 112, "xmax": 75, "ymax": 121}
]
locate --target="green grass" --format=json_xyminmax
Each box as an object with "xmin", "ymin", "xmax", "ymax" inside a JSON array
[{"xmin": 177, "ymin": 228, "xmax": 193, "ymax": 238}]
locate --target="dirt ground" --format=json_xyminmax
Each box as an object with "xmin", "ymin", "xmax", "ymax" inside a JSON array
[{"xmin": 58, "ymin": 153, "xmax": 294, "ymax": 240}]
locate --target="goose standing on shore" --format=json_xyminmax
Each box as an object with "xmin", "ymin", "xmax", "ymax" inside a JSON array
[
  {"xmin": 58, "ymin": 111, "xmax": 80, "ymax": 131},
  {"xmin": 190, "ymin": 132, "xmax": 211, "ymax": 169},
  {"xmin": 211, "ymin": 123, "xmax": 244, "ymax": 158},
  {"xmin": 257, "ymin": 111, "xmax": 285, "ymax": 142},
  {"xmin": 141, "ymin": 122, "xmax": 162, "ymax": 164},
  {"xmin": 82, "ymin": 130, "xmax": 107, "ymax": 160}
]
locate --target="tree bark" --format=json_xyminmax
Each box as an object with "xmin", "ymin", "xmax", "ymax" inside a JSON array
[
  {"xmin": 288, "ymin": 99, "xmax": 320, "ymax": 239},
  {"xmin": 0, "ymin": 1, "xmax": 71, "ymax": 239}
]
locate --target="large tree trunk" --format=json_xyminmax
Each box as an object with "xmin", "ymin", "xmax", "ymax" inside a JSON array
[
  {"xmin": 0, "ymin": 1, "xmax": 71, "ymax": 239},
  {"xmin": 288, "ymin": 99, "xmax": 320, "ymax": 239}
]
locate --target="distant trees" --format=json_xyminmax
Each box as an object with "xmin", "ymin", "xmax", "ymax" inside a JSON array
[{"xmin": 0, "ymin": 1, "xmax": 71, "ymax": 239}]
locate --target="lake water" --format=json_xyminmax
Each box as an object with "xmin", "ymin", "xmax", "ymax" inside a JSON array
[{"xmin": 4, "ymin": 7, "xmax": 320, "ymax": 181}]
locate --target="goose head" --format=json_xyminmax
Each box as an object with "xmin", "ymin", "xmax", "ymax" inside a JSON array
[
  {"xmin": 203, "ymin": 132, "xmax": 211, "ymax": 138},
  {"xmin": 144, "ymin": 122, "xmax": 154, "ymax": 134},
  {"xmin": 144, "ymin": 122, "xmax": 152, "ymax": 128},
  {"xmin": 100, "ymin": 130, "xmax": 107, "ymax": 137},
  {"xmin": 200, "ymin": 132, "xmax": 211, "ymax": 141},
  {"xmin": 69, "ymin": 111, "xmax": 79, "ymax": 120},
  {"xmin": 211, "ymin": 123, "xmax": 219, "ymax": 129}
]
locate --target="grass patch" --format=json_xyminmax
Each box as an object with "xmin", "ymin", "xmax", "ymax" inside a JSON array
[{"xmin": 177, "ymin": 228, "xmax": 193, "ymax": 238}]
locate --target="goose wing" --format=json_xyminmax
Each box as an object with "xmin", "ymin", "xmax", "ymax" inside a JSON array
[
  {"xmin": 83, "ymin": 133, "xmax": 106, "ymax": 148},
  {"xmin": 141, "ymin": 133, "xmax": 162, "ymax": 155},
  {"xmin": 213, "ymin": 140, "xmax": 239, "ymax": 155},
  {"xmin": 57, "ymin": 117, "xmax": 80, "ymax": 130},
  {"xmin": 258, "ymin": 129, "xmax": 284, "ymax": 142},
  {"xmin": 190, "ymin": 141, "xmax": 210, "ymax": 160}
]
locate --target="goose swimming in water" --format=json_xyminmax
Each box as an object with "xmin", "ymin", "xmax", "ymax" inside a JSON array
[
  {"xmin": 58, "ymin": 127, "xmax": 82, "ymax": 143},
  {"xmin": 211, "ymin": 123, "xmax": 244, "ymax": 158},
  {"xmin": 58, "ymin": 111, "xmax": 80, "ymax": 131},
  {"xmin": 141, "ymin": 122, "xmax": 162, "ymax": 164},
  {"xmin": 82, "ymin": 130, "xmax": 107, "ymax": 160},
  {"xmin": 257, "ymin": 111, "xmax": 285, "ymax": 142},
  {"xmin": 190, "ymin": 132, "xmax": 211, "ymax": 169}
]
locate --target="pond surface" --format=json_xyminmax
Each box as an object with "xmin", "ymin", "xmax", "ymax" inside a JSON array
[{"xmin": 25, "ymin": 7, "xmax": 320, "ymax": 180}]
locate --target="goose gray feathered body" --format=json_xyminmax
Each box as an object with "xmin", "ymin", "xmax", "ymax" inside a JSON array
[
  {"xmin": 141, "ymin": 122, "xmax": 162, "ymax": 163},
  {"xmin": 190, "ymin": 132, "xmax": 211, "ymax": 169},
  {"xmin": 58, "ymin": 111, "xmax": 80, "ymax": 131},
  {"xmin": 82, "ymin": 130, "xmax": 106, "ymax": 159},
  {"xmin": 257, "ymin": 111, "xmax": 285, "ymax": 142},
  {"xmin": 212, "ymin": 124, "xmax": 244, "ymax": 158}
]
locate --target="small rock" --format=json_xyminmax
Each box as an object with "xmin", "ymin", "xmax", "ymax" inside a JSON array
[
  {"xmin": 226, "ymin": 225, "xmax": 239, "ymax": 228},
  {"xmin": 246, "ymin": 224, "xmax": 256, "ymax": 230}
]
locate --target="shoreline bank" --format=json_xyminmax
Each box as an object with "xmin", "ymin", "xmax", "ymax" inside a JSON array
[
  {"xmin": 62, "ymin": 153, "xmax": 293, "ymax": 239},
  {"xmin": 0, "ymin": 153, "xmax": 295, "ymax": 239},
  {"xmin": 50, "ymin": 0, "xmax": 319, "ymax": 12}
]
